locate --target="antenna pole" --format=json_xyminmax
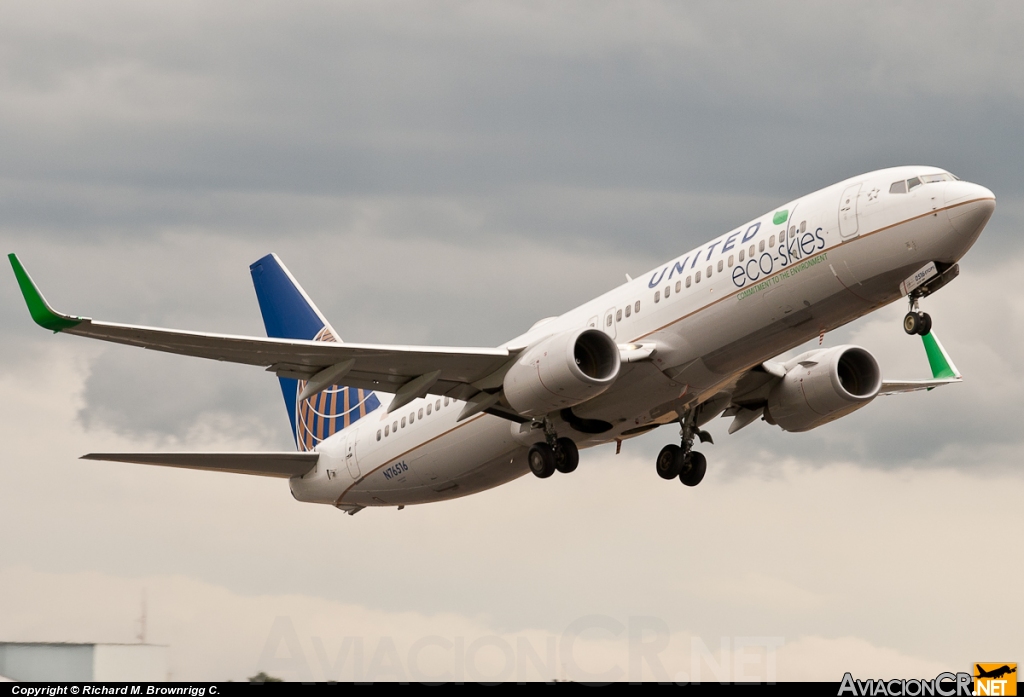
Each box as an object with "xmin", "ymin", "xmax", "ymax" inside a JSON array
[{"xmin": 137, "ymin": 589, "xmax": 147, "ymax": 643}]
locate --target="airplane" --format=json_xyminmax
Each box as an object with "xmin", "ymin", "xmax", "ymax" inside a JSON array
[
  {"xmin": 8, "ymin": 165, "xmax": 995, "ymax": 515},
  {"xmin": 975, "ymin": 665, "xmax": 1016, "ymax": 680}
]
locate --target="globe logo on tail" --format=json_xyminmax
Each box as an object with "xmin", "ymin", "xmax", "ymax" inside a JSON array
[{"xmin": 294, "ymin": 328, "xmax": 381, "ymax": 452}]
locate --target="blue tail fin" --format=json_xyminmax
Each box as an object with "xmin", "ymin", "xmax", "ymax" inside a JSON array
[{"xmin": 249, "ymin": 254, "xmax": 381, "ymax": 451}]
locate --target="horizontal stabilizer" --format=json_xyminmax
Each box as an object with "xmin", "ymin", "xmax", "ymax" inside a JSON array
[{"xmin": 81, "ymin": 452, "xmax": 319, "ymax": 478}]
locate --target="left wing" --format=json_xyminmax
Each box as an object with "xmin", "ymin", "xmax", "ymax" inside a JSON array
[{"xmin": 9, "ymin": 254, "xmax": 516, "ymax": 407}]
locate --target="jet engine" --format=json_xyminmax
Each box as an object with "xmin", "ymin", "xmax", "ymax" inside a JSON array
[
  {"xmin": 504, "ymin": 328, "xmax": 621, "ymax": 417},
  {"xmin": 764, "ymin": 345, "xmax": 882, "ymax": 432}
]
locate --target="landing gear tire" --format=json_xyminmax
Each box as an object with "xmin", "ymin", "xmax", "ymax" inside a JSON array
[
  {"xmin": 656, "ymin": 444, "xmax": 684, "ymax": 480},
  {"xmin": 903, "ymin": 311, "xmax": 932, "ymax": 336},
  {"xmin": 528, "ymin": 443, "xmax": 557, "ymax": 479},
  {"xmin": 554, "ymin": 438, "xmax": 579, "ymax": 474},
  {"xmin": 680, "ymin": 451, "xmax": 707, "ymax": 487}
]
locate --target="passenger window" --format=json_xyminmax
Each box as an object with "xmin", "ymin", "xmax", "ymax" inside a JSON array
[
  {"xmin": 664, "ymin": 285, "xmax": 670, "ymax": 298},
  {"xmin": 436, "ymin": 399, "xmax": 441, "ymax": 410},
  {"xmin": 739, "ymin": 249, "xmax": 745, "ymax": 262},
  {"xmin": 907, "ymin": 177, "xmax": 922, "ymax": 191},
  {"xmin": 675, "ymin": 281, "xmax": 681, "ymax": 292},
  {"xmin": 728, "ymin": 255, "xmax": 734, "ymax": 267},
  {"xmin": 444, "ymin": 397, "xmax": 449, "ymax": 406},
  {"xmin": 377, "ymin": 429, "xmax": 382, "ymax": 441},
  {"xmin": 707, "ymin": 266, "xmax": 712, "ymax": 278},
  {"xmin": 385, "ymin": 425, "xmax": 390, "ymax": 436},
  {"xmin": 759, "ymin": 240, "xmax": 765, "ymax": 252},
  {"xmin": 890, "ymin": 180, "xmax": 907, "ymax": 194},
  {"xmin": 749, "ymin": 245, "xmax": 755, "ymax": 257},
  {"xmin": 685, "ymin": 276, "xmax": 691, "ymax": 288},
  {"xmin": 624, "ymin": 304, "xmax": 631, "ymax": 317},
  {"xmin": 401, "ymin": 417, "xmax": 406, "ymax": 428},
  {"xmin": 769, "ymin": 235, "xmax": 776, "ymax": 247},
  {"xmin": 717, "ymin": 260, "xmax": 724, "ymax": 272},
  {"xmin": 418, "ymin": 408, "xmax": 424, "ymax": 419},
  {"xmin": 427, "ymin": 403, "xmax": 432, "ymax": 415},
  {"xmin": 800, "ymin": 220, "xmax": 806, "ymax": 233},
  {"xmin": 695, "ymin": 271, "xmax": 701, "ymax": 283},
  {"xmin": 635, "ymin": 301, "xmax": 640, "ymax": 313},
  {"xmin": 606, "ymin": 314, "xmax": 613, "ymax": 326},
  {"xmin": 409, "ymin": 412, "xmax": 414, "ymax": 424},
  {"xmin": 654, "ymin": 290, "xmax": 661, "ymax": 303},
  {"xmin": 393, "ymin": 421, "xmax": 398, "ymax": 432}
]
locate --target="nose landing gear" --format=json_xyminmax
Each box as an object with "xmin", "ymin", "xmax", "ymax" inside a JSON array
[
  {"xmin": 655, "ymin": 411, "xmax": 711, "ymax": 487},
  {"xmin": 903, "ymin": 295, "xmax": 933, "ymax": 336}
]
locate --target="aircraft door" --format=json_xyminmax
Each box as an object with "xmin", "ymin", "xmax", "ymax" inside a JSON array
[
  {"xmin": 602, "ymin": 307, "xmax": 617, "ymax": 339},
  {"xmin": 839, "ymin": 183, "xmax": 862, "ymax": 238},
  {"xmin": 345, "ymin": 435, "xmax": 360, "ymax": 479}
]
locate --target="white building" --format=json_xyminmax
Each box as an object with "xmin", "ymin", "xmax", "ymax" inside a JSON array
[{"xmin": 0, "ymin": 643, "xmax": 167, "ymax": 682}]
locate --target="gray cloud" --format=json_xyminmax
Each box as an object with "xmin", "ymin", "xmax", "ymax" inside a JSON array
[{"xmin": 2, "ymin": 2, "xmax": 1022, "ymax": 199}]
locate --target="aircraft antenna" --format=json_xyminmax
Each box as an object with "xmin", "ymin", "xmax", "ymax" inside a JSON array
[{"xmin": 136, "ymin": 589, "xmax": 147, "ymax": 643}]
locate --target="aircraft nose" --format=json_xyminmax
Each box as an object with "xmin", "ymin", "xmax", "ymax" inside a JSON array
[{"xmin": 945, "ymin": 181, "xmax": 995, "ymax": 237}]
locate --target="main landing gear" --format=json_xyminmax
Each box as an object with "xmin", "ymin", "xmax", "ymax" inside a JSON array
[
  {"xmin": 655, "ymin": 412, "xmax": 712, "ymax": 487},
  {"xmin": 903, "ymin": 295, "xmax": 933, "ymax": 336},
  {"xmin": 528, "ymin": 421, "xmax": 579, "ymax": 478}
]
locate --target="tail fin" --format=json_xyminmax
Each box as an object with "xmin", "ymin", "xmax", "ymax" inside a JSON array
[{"xmin": 250, "ymin": 254, "xmax": 381, "ymax": 451}]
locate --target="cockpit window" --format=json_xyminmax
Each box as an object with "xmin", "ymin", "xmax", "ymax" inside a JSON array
[{"xmin": 891, "ymin": 172, "xmax": 957, "ymax": 194}]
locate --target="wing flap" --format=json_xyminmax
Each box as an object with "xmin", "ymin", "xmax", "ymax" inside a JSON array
[{"xmin": 81, "ymin": 452, "xmax": 319, "ymax": 478}]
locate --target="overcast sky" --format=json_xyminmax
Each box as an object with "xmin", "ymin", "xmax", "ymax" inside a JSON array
[{"xmin": 1, "ymin": 0, "xmax": 1022, "ymax": 682}]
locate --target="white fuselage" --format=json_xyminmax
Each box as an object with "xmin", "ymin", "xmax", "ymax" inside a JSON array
[{"xmin": 289, "ymin": 166, "xmax": 995, "ymax": 510}]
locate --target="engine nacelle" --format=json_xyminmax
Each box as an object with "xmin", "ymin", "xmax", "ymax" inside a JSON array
[
  {"xmin": 504, "ymin": 328, "xmax": 621, "ymax": 417},
  {"xmin": 764, "ymin": 345, "xmax": 882, "ymax": 432}
]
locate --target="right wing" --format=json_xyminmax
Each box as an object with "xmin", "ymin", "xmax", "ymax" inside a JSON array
[
  {"xmin": 720, "ymin": 331, "xmax": 963, "ymax": 434},
  {"xmin": 81, "ymin": 452, "xmax": 319, "ymax": 478},
  {"xmin": 876, "ymin": 377, "xmax": 961, "ymax": 395},
  {"xmin": 878, "ymin": 331, "xmax": 962, "ymax": 394},
  {"xmin": 10, "ymin": 254, "xmax": 516, "ymax": 408}
]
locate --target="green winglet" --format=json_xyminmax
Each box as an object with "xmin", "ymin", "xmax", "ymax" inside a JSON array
[
  {"xmin": 8, "ymin": 253, "xmax": 85, "ymax": 332},
  {"xmin": 921, "ymin": 332, "xmax": 960, "ymax": 380}
]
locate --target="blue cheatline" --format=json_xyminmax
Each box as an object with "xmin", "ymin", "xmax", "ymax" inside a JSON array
[{"xmin": 250, "ymin": 254, "xmax": 381, "ymax": 450}]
